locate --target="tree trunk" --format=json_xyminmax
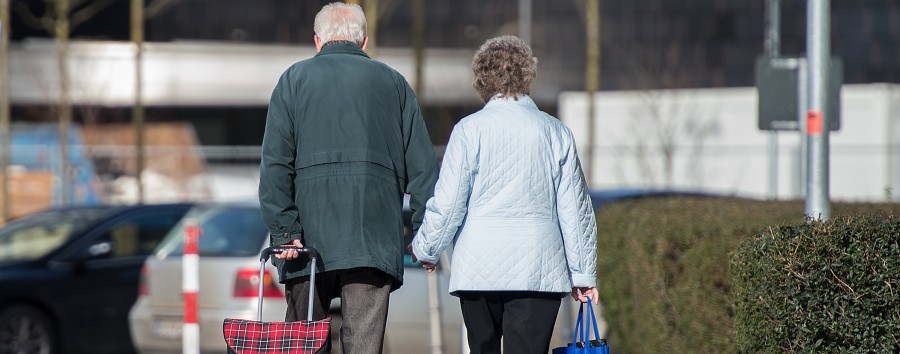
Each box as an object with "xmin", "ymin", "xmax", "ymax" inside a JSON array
[
  {"xmin": 55, "ymin": 0, "xmax": 71, "ymax": 206},
  {"xmin": 1, "ymin": 0, "xmax": 11, "ymax": 221}
]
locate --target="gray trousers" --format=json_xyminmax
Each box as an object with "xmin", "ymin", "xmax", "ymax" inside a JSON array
[{"xmin": 285, "ymin": 267, "xmax": 393, "ymax": 354}]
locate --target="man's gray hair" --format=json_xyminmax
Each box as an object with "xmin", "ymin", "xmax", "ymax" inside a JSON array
[{"xmin": 314, "ymin": 2, "xmax": 367, "ymax": 46}]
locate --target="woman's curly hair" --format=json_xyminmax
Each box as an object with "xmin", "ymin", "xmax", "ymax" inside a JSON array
[{"xmin": 471, "ymin": 36, "xmax": 538, "ymax": 102}]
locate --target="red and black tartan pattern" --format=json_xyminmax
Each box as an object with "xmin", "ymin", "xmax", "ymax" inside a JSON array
[{"xmin": 223, "ymin": 318, "xmax": 331, "ymax": 354}]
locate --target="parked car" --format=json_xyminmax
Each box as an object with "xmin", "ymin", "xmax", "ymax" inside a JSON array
[
  {"xmin": 129, "ymin": 200, "xmax": 466, "ymax": 354},
  {"xmin": 128, "ymin": 201, "xmax": 280, "ymax": 354},
  {"xmin": 0, "ymin": 203, "xmax": 193, "ymax": 354}
]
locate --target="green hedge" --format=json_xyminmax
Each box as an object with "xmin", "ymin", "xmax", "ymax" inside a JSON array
[
  {"xmin": 595, "ymin": 197, "xmax": 900, "ymax": 354},
  {"xmin": 731, "ymin": 214, "xmax": 900, "ymax": 353}
]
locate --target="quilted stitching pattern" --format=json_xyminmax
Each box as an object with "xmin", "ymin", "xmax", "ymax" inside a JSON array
[{"xmin": 411, "ymin": 95, "xmax": 597, "ymax": 293}]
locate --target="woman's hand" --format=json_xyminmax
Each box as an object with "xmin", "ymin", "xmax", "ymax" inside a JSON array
[
  {"xmin": 571, "ymin": 287, "xmax": 599, "ymax": 304},
  {"xmin": 421, "ymin": 262, "xmax": 437, "ymax": 272}
]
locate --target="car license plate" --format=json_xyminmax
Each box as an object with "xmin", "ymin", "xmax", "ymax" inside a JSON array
[{"xmin": 152, "ymin": 317, "xmax": 183, "ymax": 340}]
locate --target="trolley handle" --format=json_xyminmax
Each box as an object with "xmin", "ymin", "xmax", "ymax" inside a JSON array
[
  {"xmin": 256, "ymin": 245, "xmax": 319, "ymax": 322},
  {"xmin": 260, "ymin": 246, "xmax": 319, "ymax": 261}
]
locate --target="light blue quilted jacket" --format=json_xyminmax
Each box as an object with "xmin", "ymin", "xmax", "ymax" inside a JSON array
[{"xmin": 410, "ymin": 95, "xmax": 597, "ymax": 294}]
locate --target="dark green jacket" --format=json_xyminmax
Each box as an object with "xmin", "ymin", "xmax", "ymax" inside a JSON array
[{"xmin": 258, "ymin": 42, "xmax": 438, "ymax": 289}]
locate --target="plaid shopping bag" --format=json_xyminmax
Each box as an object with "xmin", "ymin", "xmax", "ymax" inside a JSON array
[
  {"xmin": 224, "ymin": 246, "xmax": 330, "ymax": 354},
  {"xmin": 223, "ymin": 317, "xmax": 330, "ymax": 354}
]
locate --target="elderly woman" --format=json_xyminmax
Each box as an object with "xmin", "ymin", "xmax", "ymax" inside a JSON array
[{"xmin": 409, "ymin": 36, "xmax": 598, "ymax": 354}]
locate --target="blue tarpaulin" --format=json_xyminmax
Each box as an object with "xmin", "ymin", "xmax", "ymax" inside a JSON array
[{"xmin": 4, "ymin": 123, "xmax": 100, "ymax": 206}]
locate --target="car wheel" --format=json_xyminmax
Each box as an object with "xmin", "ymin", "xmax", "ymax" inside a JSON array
[{"xmin": 0, "ymin": 304, "xmax": 57, "ymax": 354}]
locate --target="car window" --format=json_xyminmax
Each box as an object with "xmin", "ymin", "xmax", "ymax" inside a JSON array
[
  {"xmin": 92, "ymin": 211, "xmax": 187, "ymax": 259},
  {"xmin": 0, "ymin": 208, "xmax": 108, "ymax": 262},
  {"xmin": 156, "ymin": 206, "xmax": 269, "ymax": 258}
]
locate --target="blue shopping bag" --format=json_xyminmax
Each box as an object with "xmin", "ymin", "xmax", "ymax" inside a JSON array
[{"xmin": 552, "ymin": 299, "xmax": 609, "ymax": 354}]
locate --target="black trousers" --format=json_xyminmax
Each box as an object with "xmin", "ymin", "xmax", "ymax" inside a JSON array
[{"xmin": 458, "ymin": 291, "xmax": 564, "ymax": 354}]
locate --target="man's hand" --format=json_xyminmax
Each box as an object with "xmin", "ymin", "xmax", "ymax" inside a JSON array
[
  {"xmin": 407, "ymin": 244, "xmax": 437, "ymax": 272},
  {"xmin": 571, "ymin": 287, "xmax": 599, "ymax": 304},
  {"xmin": 407, "ymin": 244, "xmax": 418, "ymax": 263},
  {"xmin": 274, "ymin": 239, "xmax": 304, "ymax": 259}
]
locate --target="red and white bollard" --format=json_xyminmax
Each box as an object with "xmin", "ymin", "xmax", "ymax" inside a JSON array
[{"xmin": 183, "ymin": 218, "xmax": 201, "ymax": 354}]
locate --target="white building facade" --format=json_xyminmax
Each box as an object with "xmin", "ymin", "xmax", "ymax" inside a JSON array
[{"xmin": 560, "ymin": 84, "xmax": 900, "ymax": 202}]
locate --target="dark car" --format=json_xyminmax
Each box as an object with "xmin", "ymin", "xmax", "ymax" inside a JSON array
[{"xmin": 0, "ymin": 203, "xmax": 192, "ymax": 354}]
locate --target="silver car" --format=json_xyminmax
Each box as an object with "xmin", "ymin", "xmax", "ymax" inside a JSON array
[
  {"xmin": 128, "ymin": 201, "xmax": 465, "ymax": 354},
  {"xmin": 128, "ymin": 202, "xmax": 285, "ymax": 353}
]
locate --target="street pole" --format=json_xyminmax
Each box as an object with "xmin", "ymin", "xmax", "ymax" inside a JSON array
[
  {"xmin": 584, "ymin": 0, "xmax": 600, "ymax": 183},
  {"xmin": 518, "ymin": 0, "xmax": 531, "ymax": 47},
  {"xmin": 805, "ymin": 0, "xmax": 830, "ymax": 220},
  {"xmin": 412, "ymin": 2, "xmax": 443, "ymax": 352},
  {"xmin": 765, "ymin": 0, "xmax": 780, "ymax": 200}
]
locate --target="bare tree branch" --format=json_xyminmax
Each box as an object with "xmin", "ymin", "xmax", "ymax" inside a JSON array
[
  {"xmin": 145, "ymin": 0, "xmax": 184, "ymax": 19},
  {"xmin": 70, "ymin": 0, "xmax": 116, "ymax": 30},
  {"xmin": 13, "ymin": 0, "xmax": 52, "ymax": 32},
  {"xmin": 70, "ymin": 0, "xmax": 91, "ymax": 9},
  {"xmin": 375, "ymin": 0, "xmax": 400, "ymax": 23},
  {"xmin": 15, "ymin": 0, "xmax": 118, "ymax": 34},
  {"xmin": 571, "ymin": 0, "xmax": 587, "ymax": 26}
]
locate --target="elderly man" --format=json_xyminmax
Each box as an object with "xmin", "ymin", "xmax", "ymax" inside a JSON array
[{"xmin": 258, "ymin": 2, "xmax": 438, "ymax": 353}]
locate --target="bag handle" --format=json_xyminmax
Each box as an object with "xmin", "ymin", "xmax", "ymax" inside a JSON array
[
  {"xmin": 585, "ymin": 298, "xmax": 602, "ymax": 345},
  {"xmin": 569, "ymin": 300, "xmax": 585, "ymax": 346},
  {"xmin": 568, "ymin": 297, "xmax": 604, "ymax": 348}
]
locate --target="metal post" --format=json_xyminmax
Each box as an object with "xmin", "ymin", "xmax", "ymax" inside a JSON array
[
  {"xmin": 765, "ymin": 0, "xmax": 781, "ymax": 199},
  {"xmin": 805, "ymin": 0, "xmax": 830, "ymax": 220},
  {"xmin": 412, "ymin": 3, "xmax": 442, "ymax": 352},
  {"xmin": 798, "ymin": 59, "xmax": 808, "ymax": 198},
  {"xmin": 768, "ymin": 134, "xmax": 778, "ymax": 199},
  {"xmin": 765, "ymin": 0, "xmax": 781, "ymax": 58},
  {"xmin": 182, "ymin": 219, "xmax": 201, "ymax": 354},
  {"xmin": 518, "ymin": 0, "xmax": 531, "ymax": 47},
  {"xmin": 584, "ymin": 0, "xmax": 600, "ymax": 183},
  {"xmin": 426, "ymin": 262, "xmax": 443, "ymax": 354}
]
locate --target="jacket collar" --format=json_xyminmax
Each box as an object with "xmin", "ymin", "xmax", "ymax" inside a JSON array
[
  {"xmin": 484, "ymin": 94, "xmax": 538, "ymax": 109},
  {"xmin": 315, "ymin": 42, "xmax": 370, "ymax": 59}
]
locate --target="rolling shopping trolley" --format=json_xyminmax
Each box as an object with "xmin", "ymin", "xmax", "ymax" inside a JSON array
[{"xmin": 224, "ymin": 246, "xmax": 330, "ymax": 354}]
